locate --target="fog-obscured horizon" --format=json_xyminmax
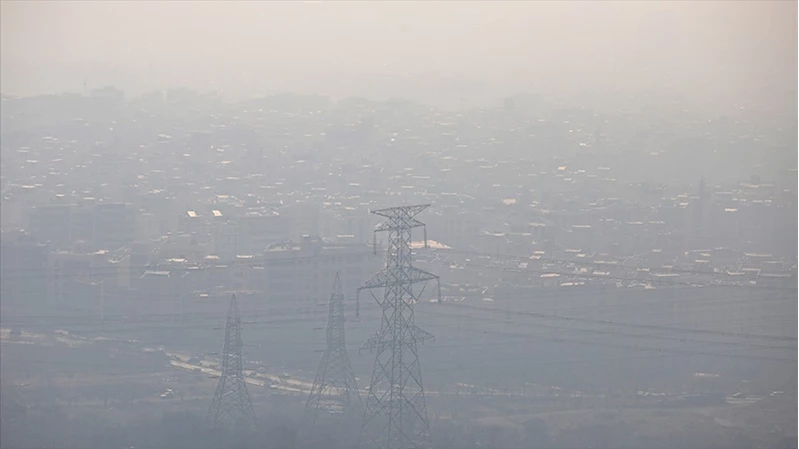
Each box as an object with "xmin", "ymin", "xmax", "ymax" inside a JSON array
[{"xmin": 2, "ymin": 1, "xmax": 796, "ymax": 112}]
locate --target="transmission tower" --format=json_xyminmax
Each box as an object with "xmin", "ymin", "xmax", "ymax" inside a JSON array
[
  {"xmin": 207, "ymin": 294, "xmax": 257, "ymax": 430},
  {"xmin": 356, "ymin": 204, "xmax": 441, "ymax": 449},
  {"xmin": 306, "ymin": 272, "xmax": 363, "ymax": 424}
]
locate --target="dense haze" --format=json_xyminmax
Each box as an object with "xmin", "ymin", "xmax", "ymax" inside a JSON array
[
  {"xmin": 2, "ymin": 1, "xmax": 797, "ymax": 110},
  {"xmin": 1, "ymin": 2, "xmax": 797, "ymax": 449}
]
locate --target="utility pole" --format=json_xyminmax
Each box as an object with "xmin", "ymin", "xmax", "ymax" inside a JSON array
[
  {"xmin": 207, "ymin": 294, "xmax": 257, "ymax": 430},
  {"xmin": 357, "ymin": 204, "xmax": 441, "ymax": 449},
  {"xmin": 306, "ymin": 272, "xmax": 363, "ymax": 424}
]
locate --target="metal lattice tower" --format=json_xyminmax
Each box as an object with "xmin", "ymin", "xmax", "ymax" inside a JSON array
[
  {"xmin": 207, "ymin": 294, "xmax": 257, "ymax": 430},
  {"xmin": 306, "ymin": 272, "xmax": 363, "ymax": 424},
  {"xmin": 356, "ymin": 204, "xmax": 441, "ymax": 449}
]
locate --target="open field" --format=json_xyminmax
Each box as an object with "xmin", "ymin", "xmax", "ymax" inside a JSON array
[{"xmin": 2, "ymin": 328, "xmax": 795, "ymax": 449}]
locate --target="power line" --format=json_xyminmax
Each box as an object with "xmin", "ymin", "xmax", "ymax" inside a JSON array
[
  {"xmin": 434, "ymin": 301, "xmax": 797, "ymax": 343},
  {"xmin": 441, "ymin": 247, "xmax": 797, "ymax": 279},
  {"xmin": 4, "ymin": 311, "xmax": 793, "ymax": 357},
  {"xmin": 421, "ymin": 309, "xmax": 795, "ymax": 352},
  {"xmin": 2, "ymin": 246, "xmax": 794, "ymax": 293},
  {"xmin": 4, "ymin": 280, "xmax": 790, "ymax": 324},
  {"xmin": 3, "ymin": 290, "xmax": 793, "ymax": 345},
  {"xmin": 423, "ymin": 322, "xmax": 795, "ymax": 363},
  {"xmin": 0, "ymin": 351, "xmax": 715, "ymax": 381}
]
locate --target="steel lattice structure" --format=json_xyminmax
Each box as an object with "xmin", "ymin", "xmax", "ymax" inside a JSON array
[
  {"xmin": 357, "ymin": 204, "xmax": 441, "ymax": 449},
  {"xmin": 306, "ymin": 272, "xmax": 363, "ymax": 424},
  {"xmin": 207, "ymin": 294, "xmax": 257, "ymax": 430}
]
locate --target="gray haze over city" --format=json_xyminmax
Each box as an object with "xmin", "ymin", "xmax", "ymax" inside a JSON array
[{"xmin": 0, "ymin": 1, "xmax": 797, "ymax": 449}]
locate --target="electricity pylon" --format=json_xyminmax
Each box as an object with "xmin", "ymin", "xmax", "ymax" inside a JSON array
[
  {"xmin": 306, "ymin": 272, "xmax": 363, "ymax": 424},
  {"xmin": 207, "ymin": 294, "xmax": 257, "ymax": 430},
  {"xmin": 357, "ymin": 204, "xmax": 441, "ymax": 449}
]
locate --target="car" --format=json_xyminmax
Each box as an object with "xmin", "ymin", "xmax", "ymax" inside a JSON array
[{"xmin": 159, "ymin": 389, "xmax": 175, "ymax": 399}]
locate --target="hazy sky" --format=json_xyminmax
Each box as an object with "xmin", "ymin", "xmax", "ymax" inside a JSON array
[{"xmin": 1, "ymin": 1, "xmax": 796, "ymax": 108}]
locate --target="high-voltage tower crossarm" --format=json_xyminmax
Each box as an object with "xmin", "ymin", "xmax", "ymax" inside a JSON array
[
  {"xmin": 358, "ymin": 204, "xmax": 441, "ymax": 318},
  {"xmin": 356, "ymin": 267, "xmax": 441, "ymax": 315}
]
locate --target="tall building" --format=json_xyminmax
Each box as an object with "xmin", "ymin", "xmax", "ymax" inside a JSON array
[
  {"xmin": 262, "ymin": 236, "xmax": 380, "ymax": 313},
  {"xmin": 29, "ymin": 204, "xmax": 73, "ymax": 248},
  {"xmin": 29, "ymin": 202, "xmax": 135, "ymax": 252},
  {"xmin": 212, "ymin": 220, "xmax": 242, "ymax": 262},
  {"xmin": 0, "ymin": 238, "xmax": 49, "ymax": 312},
  {"xmin": 47, "ymin": 248, "xmax": 113, "ymax": 316},
  {"xmin": 283, "ymin": 202, "xmax": 320, "ymax": 241},
  {"xmin": 239, "ymin": 209, "xmax": 290, "ymax": 255},
  {"xmin": 94, "ymin": 203, "xmax": 135, "ymax": 251},
  {"xmin": 69, "ymin": 205, "xmax": 96, "ymax": 245},
  {"xmin": 693, "ymin": 177, "xmax": 707, "ymax": 239}
]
